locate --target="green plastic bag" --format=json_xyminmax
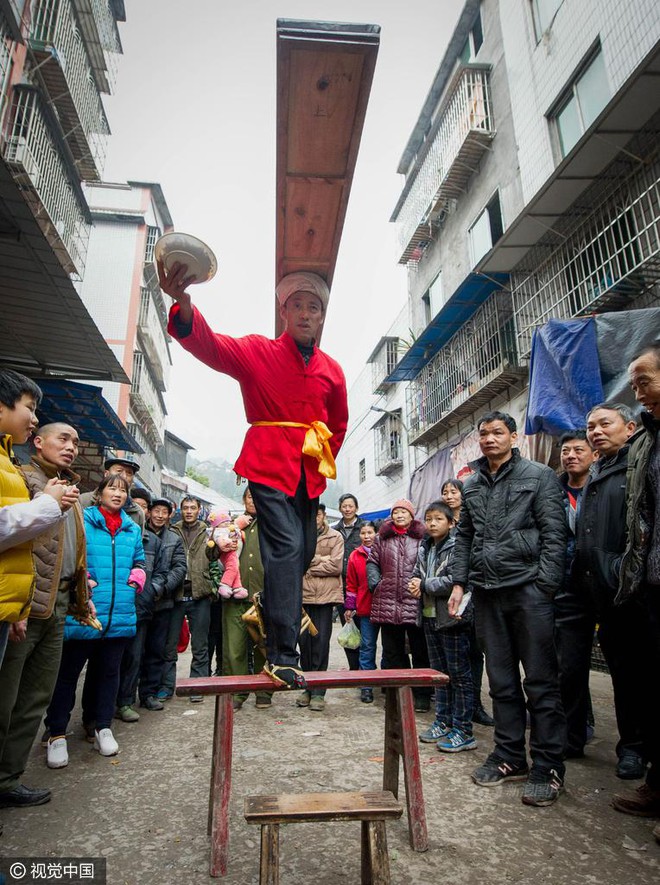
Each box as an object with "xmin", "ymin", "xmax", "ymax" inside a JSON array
[{"xmin": 337, "ymin": 619, "xmax": 361, "ymax": 649}]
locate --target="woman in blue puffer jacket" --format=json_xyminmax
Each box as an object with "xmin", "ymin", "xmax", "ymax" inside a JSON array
[{"xmin": 45, "ymin": 475, "xmax": 145, "ymax": 766}]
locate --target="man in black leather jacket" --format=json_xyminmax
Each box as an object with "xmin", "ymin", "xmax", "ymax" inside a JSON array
[{"xmin": 450, "ymin": 411, "xmax": 567, "ymax": 807}]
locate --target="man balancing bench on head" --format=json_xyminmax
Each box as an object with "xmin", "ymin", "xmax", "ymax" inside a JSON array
[{"xmin": 159, "ymin": 262, "xmax": 348, "ymax": 689}]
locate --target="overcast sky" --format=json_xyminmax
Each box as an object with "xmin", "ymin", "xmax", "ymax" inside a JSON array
[{"xmin": 103, "ymin": 0, "xmax": 463, "ymax": 461}]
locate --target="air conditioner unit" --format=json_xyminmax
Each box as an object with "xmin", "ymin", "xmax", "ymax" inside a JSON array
[{"xmin": 5, "ymin": 137, "xmax": 38, "ymax": 179}]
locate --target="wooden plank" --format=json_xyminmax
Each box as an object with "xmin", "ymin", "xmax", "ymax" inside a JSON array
[
  {"xmin": 275, "ymin": 19, "xmax": 380, "ymax": 336},
  {"xmin": 397, "ymin": 687, "xmax": 429, "ymax": 852},
  {"xmin": 176, "ymin": 667, "xmax": 448, "ymax": 696},
  {"xmin": 259, "ymin": 824, "xmax": 279, "ymax": 885},
  {"xmin": 245, "ymin": 791, "xmax": 402, "ymax": 823},
  {"xmin": 208, "ymin": 694, "xmax": 234, "ymax": 877}
]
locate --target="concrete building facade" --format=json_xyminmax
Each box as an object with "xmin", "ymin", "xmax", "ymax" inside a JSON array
[{"xmin": 337, "ymin": 0, "xmax": 660, "ymax": 514}]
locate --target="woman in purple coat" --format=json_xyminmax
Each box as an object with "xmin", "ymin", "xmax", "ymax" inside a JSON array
[{"xmin": 366, "ymin": 499, "xmax": 432, "ymax": 712}]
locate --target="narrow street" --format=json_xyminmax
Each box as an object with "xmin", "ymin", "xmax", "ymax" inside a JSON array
[{"xmin": 0, "ymin": 628, "xmax": 658, "ymax": 885}]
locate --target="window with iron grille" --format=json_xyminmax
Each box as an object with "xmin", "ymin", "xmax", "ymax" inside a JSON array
[
  {"xmin": 374, "ymin": 412, "xmax": 403, "ymax": 475},
  {"xmin": 370, "ymin": 337, "xmax": 400, "ymax": 393},
  {"xmin": 144, "ymin": 225, "xmax": 161, "ymax": 264},
  {"xmin": 359, "ymin": 459, "xmax": 366, "ymax": 484},
  {"xmin": 469, "ymin": 192, "xmax": 503, "ymax": 266}
]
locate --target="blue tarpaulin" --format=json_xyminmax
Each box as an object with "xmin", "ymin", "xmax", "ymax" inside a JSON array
[{"xmin": 525, "ymin": 318, "xmax": 604, "ymax": 435}]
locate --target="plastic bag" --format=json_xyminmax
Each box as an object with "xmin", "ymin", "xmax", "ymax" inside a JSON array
[{"xmin": 337, "ymin": 619, "xmax": 361, "ymax": 649}]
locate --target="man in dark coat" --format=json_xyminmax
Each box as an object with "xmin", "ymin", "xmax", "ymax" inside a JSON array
[
  {"xmin": 611, "ymin": 347, "xmax": 660, "ymax": 829},
  {"xmin": 450, "ymin": 411, "xmax": 567, "ymax": 807},
  {"xmin": 573, "ymin": 402, "xmax": 641, "ymax": 779}
]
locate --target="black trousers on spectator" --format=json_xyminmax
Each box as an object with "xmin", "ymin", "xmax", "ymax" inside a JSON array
[
  {"xmin": 117, "ymin": 620, "xmax": 149, "ymax": 708},
  {"xmin": 208, "ymin": 598, "xmax": 223, "ymax": 676},
  {"xmin": 554, "ymin": 585, "xmax": 595, "ymax": 755},
  {"xmin": 475, "ymin": 583, "xmax": 566, "ymax": 774},
  {"xmin": 299, "ymin": 603, "xmax": 335, "ymax": 696},
  {"xmin": 379, "ymin": 623, "xmax": 432, "ymax": 704},
  {"xmin": 249, "ymin": 471, "xmax": 317, "ymax": 667},
  {"xmin": 638, "ymin": 586, "xmax": 660, "ymax": 789}
]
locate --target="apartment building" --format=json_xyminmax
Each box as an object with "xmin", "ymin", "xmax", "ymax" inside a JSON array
[
  {"xmin": 0, "ymin": 0, "xmax": 127, "ymax": 382},
  {"xmin": 77, "ymin": 180, "xmax": 174, "ymax": 494},
  {"xmin": 338, "ymin": 0, "xmax": 660, "ymax": 513}
]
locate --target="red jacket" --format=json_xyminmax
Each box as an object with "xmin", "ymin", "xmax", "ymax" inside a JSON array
[
  {"xmin": 168, "ymin": 305, "xmax": 348, "ymax": 498},
  {"xmin": 345, "ymin": 546, "xmax": 373, "ymax": 617}
]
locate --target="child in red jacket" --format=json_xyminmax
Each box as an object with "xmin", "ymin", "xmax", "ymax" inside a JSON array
[{"xmin": 344, "ymin": 521, "xmax": 378, "ymax": 703}]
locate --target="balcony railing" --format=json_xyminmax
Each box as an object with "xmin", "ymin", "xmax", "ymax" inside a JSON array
[
  {"xmin": 2, "ymin": 86, "xmax": 90, "ymax": 275},
  {"xmin": 512, "ymin": 157, "xmax": 660, "ymax": 358},
  {"xmin": 407, "ymin": 292, "xmax": 525, "ymax": 445},
  {"xmin": 130, "ymin": 351, "xmax": 166, "ymax": 449},
  {"xmin": 0, "ymin": 10, "xmax": 14, "ymax": 120},
  {"xmin": 29, "ymin": 0, "xmax": 110, "ymax": 179},
  {"xmin": 394, "ymin": 66, "xmax": 495, "ymax": 265},
  {"xmin": 73, "ymin": 0, "xmax": 122, "ymax": 93},
  {"xmin": 137, "ymin": 287, "xmax": 171, "ymax": 391}
]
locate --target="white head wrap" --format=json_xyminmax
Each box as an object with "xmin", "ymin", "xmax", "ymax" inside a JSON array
[{"xmin": 276, "ymin": 272, "xmax": 329, "ymax": 311}]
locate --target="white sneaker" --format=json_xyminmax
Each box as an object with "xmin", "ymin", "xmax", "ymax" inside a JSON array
[
  {"xmin": 46, "ymin": 736, "xmax": 68, "ymax": 769},
  {"xmin": 94, "ymin": 728, "xmax": 119, "ymax": 756}
]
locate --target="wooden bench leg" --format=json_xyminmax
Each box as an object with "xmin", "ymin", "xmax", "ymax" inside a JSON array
[
  {"xmin": 397, "ymin": 686, "xmax": 429, "ymax": 852},
  {"xmin": 383, "ymin": 687, "xmax": 401, "ymax": 799},
  {"xmin": 361, "ymin": 820, "xmax": 390, "ymax": 885},
  {"xmin": 259, "ymin": 823, "xmax": 280, "ymax": 885},
  {"xmin": 208, "ymin": 694, "xmax": 234, "ymax": 877}
]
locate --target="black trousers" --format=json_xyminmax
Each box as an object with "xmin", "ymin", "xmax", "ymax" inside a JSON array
[
  {"xmin": 554, "ymin": 585, "xmax": 595, "ymax": 754},
  {"xmin": 475, "ymin": 583, "xmax": 566, "ymax": 774},
  {"xmin": 208, "ymin": 598, "xmax": 223, "ymax": 677},
  {"xmin": 249, "ymin": 471, "xmax": 318, "ymax": 667},
  {"xmin": 299, "ymin": 603, "xmax": 335, "ymax": 697},
  {"xmin": 379, "ymin": 623, "xmax": 432, "ymax": 704}
]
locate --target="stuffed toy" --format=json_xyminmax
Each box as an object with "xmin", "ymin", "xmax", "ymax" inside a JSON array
[{"xmin": 207, "ymin": 510, "xmax": 252, "ymax": 599}]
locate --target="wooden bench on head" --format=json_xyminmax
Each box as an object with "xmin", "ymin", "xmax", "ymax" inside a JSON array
[
  {"xmin": 176, "ymin": 667, "xmax": 448, "ymax": 877},
  {"xmin": 245, "ymin": 790, "xmax": 403, "ymax": 885}
]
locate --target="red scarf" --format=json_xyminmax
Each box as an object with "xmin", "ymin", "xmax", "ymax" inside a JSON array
[
  {"xmin": 392, "ymin": 523, "xmax": 409, "ymax": 535},
  {"xmin": 99, "ymin": 507, "xmax": 122, "ymax": 536}
]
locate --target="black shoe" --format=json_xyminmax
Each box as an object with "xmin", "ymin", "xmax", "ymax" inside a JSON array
[
  {"xmin": 472, "ymin": 754, "xmax": 529, "ymax": 786},
  {"xmin": 616, "ymin": 751, "xmax": 646, "ymax": 780},
  {"xmin": 414, "ymin": 696, "xmax": 431, "ymax": 713},
  {"xmin": 522, "ymin": 767, "xmax": 564, "ymax": 807},
  {"xmin": 140, "ymin": 696, "xmax": 164, "ymax": 711},
  {"xmin": 360, "ymin": 689, "xmax": 374, "ymax": 704},
  {"xmin": 263, "ymin": 662, "xmax": 307, "ymax": 690},
  {"xmin": 473, "ymin": 707, "xmax": 495, "ymax": 727},
  {"xmin": 0, "ymin": 784, "xmax": 51, "ymax": 808}
]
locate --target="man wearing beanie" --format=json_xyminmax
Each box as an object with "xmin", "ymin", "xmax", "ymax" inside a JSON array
[{"xmin": 159, "ymin": 263, "xmax": 348, "ymax": 689}]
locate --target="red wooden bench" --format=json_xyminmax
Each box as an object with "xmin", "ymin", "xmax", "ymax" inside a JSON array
[{"xmin": 176, "ymin": 668, "xmax": 448, "ymax": 877}]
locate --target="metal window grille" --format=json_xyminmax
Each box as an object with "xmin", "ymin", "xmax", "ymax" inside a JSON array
[
  {"xmin": 374, "ymin": 412, "xmax": 403, "ymax": 476},
  {"xmin": 138, "ymin": 287, "xmax": 171, "ymax": 390},
  {"xmin": 30, "ymin": 0, "xmax": 110, "ymax": 175},
  {"xmin": 3, "ymin": 86, "xmax": 90, "ymax": 275},
  {"xmin": 407, "ymin": 291, "xmax": 523, "ymax": 444},
  {"xmin": 144, "ymin": 225, "xmax": 160, "ymax": 264},
  {"xmin": 394, "ymin": 67, "xmax": 495, "ymax": 264},
  {"xmin": 358, "ymin": 458, "xmax": 366, "ymax": 484},
  {"xmin": 370, "ymin": 337, "xmax": 400, "ymax": 394},
  {"xmin": 130, "ymin": 351, "xmax": 166, "ymax": 449},
  {"xmin": 512, "ymin": 156, "xmax": 660, "ymax": 358}
]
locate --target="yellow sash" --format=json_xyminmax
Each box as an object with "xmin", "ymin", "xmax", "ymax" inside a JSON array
[{"xmin": 251, "ymin": 420, "xmax": 336, "ymax": 480}]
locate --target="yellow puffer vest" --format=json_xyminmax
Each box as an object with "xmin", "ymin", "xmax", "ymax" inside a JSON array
[{"xmin": 0, "ymin": 435, "xmax": 36, "ymax": 622}]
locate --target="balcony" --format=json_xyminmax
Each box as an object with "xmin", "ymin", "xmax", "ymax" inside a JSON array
[
  {"xmin": 373, "ymin": 411, "xmax": 403, "ymax": 476},
  {"xmin": 28, "ymin": 0, "xmax": 110, "ymax": 180},
  {"xmin": 72, "ymin": 0, "xmax": 122, "ymax": 94},
  {"xmin": 512, "ymin": 156, "xmax": 660, "ymax": 358},
  {"xmin": 2, "ymin": 86, "xmax": 90, "ymax": 276},
  {"xmin": 137, "ymin": 287, "xmax": 171, "ymax": 391},
  {"xmin": 407, "ymin": 292, "xmax": 525, "ymax": 445},
  {"xmin": 130, "ymin": 351, "xmax": 166, "ymax": 450},
  {"xmin": 368, "ymin": 337, "xmax": 400, "ymax": 395},
  {"xmin": 393, "ymin": 65, "xmax": 495, "ymax": 265}
]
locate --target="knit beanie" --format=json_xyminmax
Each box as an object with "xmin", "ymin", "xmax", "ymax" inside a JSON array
[{"xmin": 390, "ymin": 499, "xmax": 416, "ymax": 520}]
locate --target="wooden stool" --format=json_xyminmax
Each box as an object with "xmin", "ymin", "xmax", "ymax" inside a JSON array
[{"xmin": 244, "ymin": 790, "xmax": 403, "ymax": 885}]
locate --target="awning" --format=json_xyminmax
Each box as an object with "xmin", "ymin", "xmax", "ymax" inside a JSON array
[
  {"xmin": 0, "ymin": 159, "xmax": 129, "ymax": 384},
  {"xmin": 386, "ymin": 272, "xmax": 509, "ymax": 381},
  {"xmin": 36, "ymin": 379, "xmax": 142, "ymax": 453}
]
